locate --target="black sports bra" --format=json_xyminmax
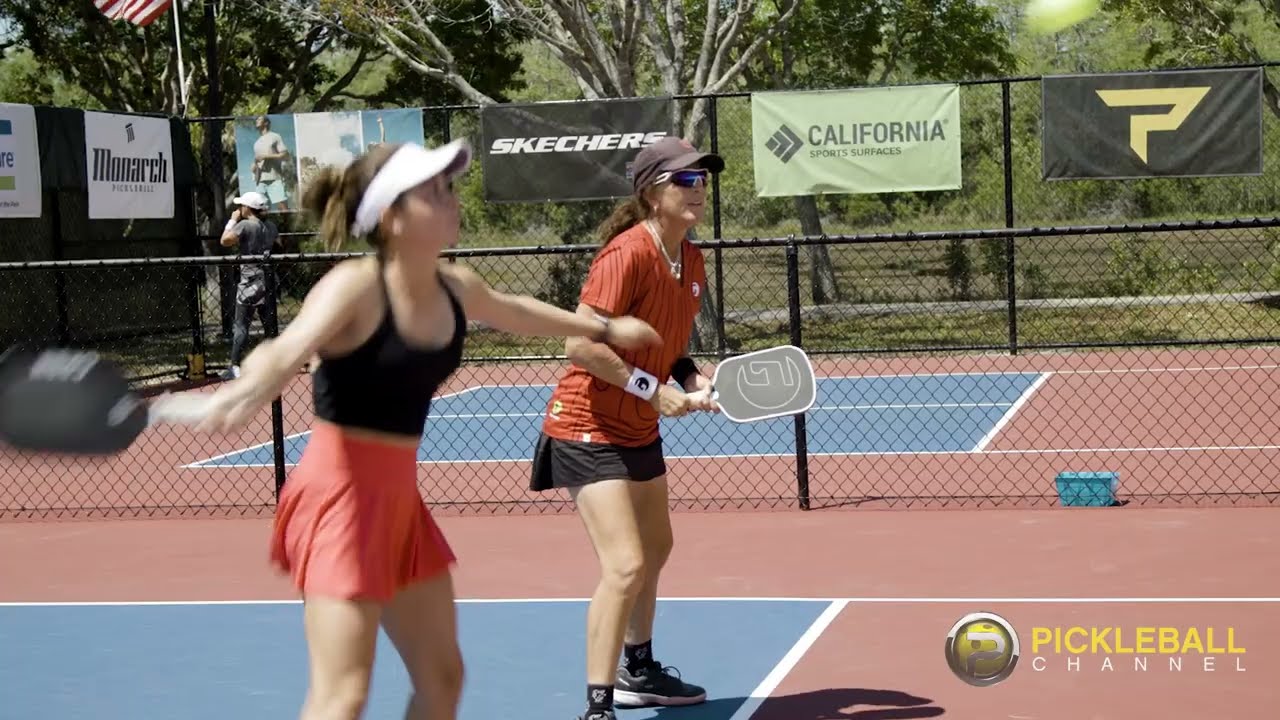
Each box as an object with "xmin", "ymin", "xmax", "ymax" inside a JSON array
[{"xmin": 311, "ymin": 268, "xmax": 466, "ymax": 437}]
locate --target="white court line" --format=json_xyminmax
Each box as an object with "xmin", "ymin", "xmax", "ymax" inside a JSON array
[
  {"xmin": 455, "ymin": 361, "xmax": 1274, "ymax": 384},
  {"xmin": 180, "ymin": 363, "xmax": 1280, "ymax": 468},
  {"xmin": 813, "ymin": 363, "xmax": 1280, "ymax": 380},
  {"xmin": 182, "ymin": 442, "xmax": 1280, "ymax": 469},
  {"xmin": 972, "ymin": 372, "xmax": 1053, "ymax": 452},
  {"xmin": 727, "ymin": 599, "xmax": 848, "ymax": 720},
  {"xmin": 180, "ymin": 385, "xmax": 489, "ymax": 469},
  {"xmin": 5, "ymin": 596, "xmax": 1280, "ymax": 608},
  {"xmin": 427, "ymin": 402, "xmax": 1013, "ymax": 420}
]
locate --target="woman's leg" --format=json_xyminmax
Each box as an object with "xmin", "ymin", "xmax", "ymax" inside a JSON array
[
  {"xmin": 623, "ymin": 474, "xmax": 672, "ymax": 653},
  {"xmin": 299, "ymin": 595, "xmax": 383, "ymax": 720},
  {"xmin": 612, "ymin": 475, "xmax": 706, "ymax": 707},
  {"xmin": 570, "ymin": 478, "xmax": 647, "ymax": 719},
  {"xmin": 380, "ymin": 571, "xmax": 466, "ymax": 720}
]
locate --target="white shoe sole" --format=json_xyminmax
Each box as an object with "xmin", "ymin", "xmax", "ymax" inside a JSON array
[{"xmin": 613, "ymin": 689, "xmax": 707, "ymax": 707}]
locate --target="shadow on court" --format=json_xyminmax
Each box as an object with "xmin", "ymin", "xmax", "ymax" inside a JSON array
[{"xmin": 643, "ymin": 688, "xmax": 946, "ymax": 719}]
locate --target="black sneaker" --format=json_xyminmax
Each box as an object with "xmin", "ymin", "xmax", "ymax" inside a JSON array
[
  {"xmin": 614, "ymin": 661, "xmax": 707, "ymax": 707},
  {"xmin": 576, "ymin": 711, "xmax": 615, "ymax": 720}
]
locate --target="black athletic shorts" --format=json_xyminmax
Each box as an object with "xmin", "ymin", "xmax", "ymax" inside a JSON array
[{"xmin": 529, "ymin": 434, "xmax": 666, "ymax": 491}]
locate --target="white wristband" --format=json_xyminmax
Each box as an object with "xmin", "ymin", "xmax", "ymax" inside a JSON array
[
  {"xmin": 624, "ymin": 367, "xmax": 658, "ymax": 400},
  {"xmin": 224, "ymin": 219, "xmax": 237, "ymax": 232}
]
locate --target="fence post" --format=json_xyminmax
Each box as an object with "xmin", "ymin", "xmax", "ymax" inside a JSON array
[
  {"xmin": 441, "ymin": 108, "xmax": 456, "ymax": 266},
  {"xmin": 786, "ymin": 238, "xmax": 810, "ymax": 510},
  {"xmin": 263, "ymin": 254, "xmax": 287, "ymax": 498},
  {"xmin": 708, "ymin": 95, "xmax": 727, "ymax": 357},
  {"xmin": 1001, "ymin": 80, "xmax": 1019, "ymax": 356}
]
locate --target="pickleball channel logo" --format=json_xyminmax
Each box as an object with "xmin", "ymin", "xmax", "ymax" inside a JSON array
[{"xmin": 945, "ymin": 611, "xmax": 1020, "ymax": 686}]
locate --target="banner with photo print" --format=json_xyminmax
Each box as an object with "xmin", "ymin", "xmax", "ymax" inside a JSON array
[
  {"xmin": 750, "ymin": 84, "xmax": 962, "ymax": 197},
  {"xmin": 0, "ymin": 103, "xmax": 42, "ymax": 218},
  {"xmin": 1041, "ymin": 68, "xmax": 1263, "ymax": 180},
  {"xmin": 84, "ymin": 111, "xmax": 174, "ymax": 219},
  {"xmin": 479, "ymin": 97, "xmax": 675, "ymax": 203},
  {"xmin": 233, "ymin": 108, "xmax": 425, "ymax": 212}
]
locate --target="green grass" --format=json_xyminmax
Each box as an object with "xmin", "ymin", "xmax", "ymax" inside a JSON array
[{"xmin": 47, "ymin": 221, "xmax": 1280, "ymax": 385}]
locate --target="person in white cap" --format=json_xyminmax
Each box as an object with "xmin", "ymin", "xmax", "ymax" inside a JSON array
[
  {"xmin": 219, "ymin": 190, "xmax": 280, "ymax": 379},
  {"xmin": 195, "ymin": 139, "xmax": 662, "ymax": 720}
]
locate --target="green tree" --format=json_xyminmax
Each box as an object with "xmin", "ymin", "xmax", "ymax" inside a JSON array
[{"xmin": 740, "ymin": 0, "xmax": 1018, "ymax": 304}]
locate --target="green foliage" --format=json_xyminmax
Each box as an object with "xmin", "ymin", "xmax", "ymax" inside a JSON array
[
  {"xmin": 1103, "ymin": 235, "xmax": 1222, "ymax": 296},
  {"xmin": 0, "ymin": 48, "xmax": 98, "ymax": 107}
]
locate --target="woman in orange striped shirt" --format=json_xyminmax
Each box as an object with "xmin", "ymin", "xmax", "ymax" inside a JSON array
[{"xmin": 530, "ymin": 136, "xmax": 725, "ymax": 720}]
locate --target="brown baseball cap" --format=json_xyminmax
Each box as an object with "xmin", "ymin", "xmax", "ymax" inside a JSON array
[{"xmin": 630, "ymin": 136, "xmax": 725, "ymax": 192}]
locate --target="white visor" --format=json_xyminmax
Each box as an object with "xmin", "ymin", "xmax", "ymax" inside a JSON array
[{"xmin": 350, "ymin": 139, "xmax": 472, "ymax": 237}]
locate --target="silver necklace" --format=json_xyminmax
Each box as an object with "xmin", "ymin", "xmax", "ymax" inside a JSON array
[{"xmin": 646, "ymin": 220, "xmax": 682, "ymax": 280}]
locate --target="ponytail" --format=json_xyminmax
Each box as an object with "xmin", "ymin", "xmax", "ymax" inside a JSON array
[
  {"xmin": 300, "ymin": 142, "xmax": 403, "ymax": 252},
  {"xmin": 595, "ymin": 195, "xmax": 649, "ymax": 250},
  {"xmin": 301, "ymin": 166, "xmax": 351, "ymax": 252}
]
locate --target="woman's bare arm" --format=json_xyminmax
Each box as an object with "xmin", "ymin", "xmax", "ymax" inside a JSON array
[
  {"xmin": 441, "ymin": 264, "xmax": 660, "ymax": 349},
  {"xmin": 200, "ymin": 260, "xmax": 372, "ymax": 431}
]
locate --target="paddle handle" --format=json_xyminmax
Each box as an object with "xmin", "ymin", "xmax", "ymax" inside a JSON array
[
  {"xmin": 148, "ymin": 393, "xmax": 214, "ymax": 426},
  {"xmin": 685, "ymin": 386, "xmax": 720, "ymax": 410}
]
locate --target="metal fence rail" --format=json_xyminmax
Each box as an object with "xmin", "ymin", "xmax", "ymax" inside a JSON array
[{"xmin": 4, "ymin": 217, "xmax": 1280, "ymax": 519}]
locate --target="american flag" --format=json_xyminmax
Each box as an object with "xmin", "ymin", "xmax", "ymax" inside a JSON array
[{"xmin": 93, "ymin": 0, "xmax": 175, "ymax": 27}]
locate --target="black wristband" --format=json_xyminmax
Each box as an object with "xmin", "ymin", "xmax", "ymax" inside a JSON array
[{"xmin": 670, "ymin": 356, "xmax": 698, "ymax": 387}]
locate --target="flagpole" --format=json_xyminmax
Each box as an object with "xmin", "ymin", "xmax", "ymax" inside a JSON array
[{"xmin": 172, "ymin": 0, "xmax": 189, "ymax": 114}]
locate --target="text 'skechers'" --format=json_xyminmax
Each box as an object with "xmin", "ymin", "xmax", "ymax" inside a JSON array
[
  {"xmin": 1041, "ymin": 67, "xmax": 1263, "ymax": 180},
  {"xmin": 479, "ymin": 97, "xmax": 675, "ymax": 203}
]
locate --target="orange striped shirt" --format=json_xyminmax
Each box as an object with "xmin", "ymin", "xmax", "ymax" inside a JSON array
[{"xmin": 542, "ymin": 223, "xmax": 707, "ymax": 447}]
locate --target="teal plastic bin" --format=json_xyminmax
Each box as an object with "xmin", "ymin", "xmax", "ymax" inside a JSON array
[{"xmin": 1055, "ymin": 471, "xmax": 1119, "ymax": 507}]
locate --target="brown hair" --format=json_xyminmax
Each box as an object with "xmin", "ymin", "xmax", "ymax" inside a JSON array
[
  {"xmin": 595, "ymin": 192, "xmax": 652, "ymax": 250},
  {"xmin": 301, "ymin": 142, "xmax": 402, "ymax": 252}
]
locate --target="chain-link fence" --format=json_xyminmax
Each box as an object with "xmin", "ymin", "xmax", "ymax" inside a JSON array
[
  {"xmin": 6, "ymin": 63, "xmax": 1280, "ymax": 518},
  {"xmin": 4, "ymin": 214, "xmax": 1280, "ymax": 519}
]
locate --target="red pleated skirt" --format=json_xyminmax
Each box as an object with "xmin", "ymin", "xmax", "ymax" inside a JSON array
[{"xmin": 269, "ymin": 420, "xmax": 456, "ymax": 602}]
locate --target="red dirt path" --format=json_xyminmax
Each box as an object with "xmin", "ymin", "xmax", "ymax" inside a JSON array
[{"xmin": 3, "ymin": 505, "xmax": 1277, "ymax": 601}]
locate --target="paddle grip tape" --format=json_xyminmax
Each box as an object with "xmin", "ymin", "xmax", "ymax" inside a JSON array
[{"xmin": 624, "ymin": 367, "xmax": 658, "ymax": 401}]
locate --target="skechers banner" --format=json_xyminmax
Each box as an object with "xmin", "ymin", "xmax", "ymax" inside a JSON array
[
  {"xmin": 480, "ymin": 97, "xmax": 674, "ymax": 202},
  {"xmin": 750, "ymin": 84, "xmax": 962, "ymax": 197},
  {"xmin": 84, "ymin": 111, "xmax": 174, "ymax": 219},
  {"xmin": 0, "ymin": 103, "xmax": 42, "ymax": 218},
  {"xmin": 1041, "ymin": 68, "xmax": 1263, "ymax": 180}
]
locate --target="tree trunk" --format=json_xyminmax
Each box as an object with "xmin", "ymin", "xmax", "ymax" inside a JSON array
[{"xmin": 792, "ymin": 195, "xmax": 842, "ymax": 304}]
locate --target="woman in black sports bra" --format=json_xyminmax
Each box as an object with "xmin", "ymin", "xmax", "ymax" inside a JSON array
[{"xmin": 196, "ymin": 139, "xmax": 661, "ymax": 720}]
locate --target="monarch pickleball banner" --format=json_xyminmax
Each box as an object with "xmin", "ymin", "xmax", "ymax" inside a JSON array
[
  {"xmin": 1041, "ymin": 68, "xmax": 1263, "ymax": 180},
  {"xmin": 84, "ymin": 111, "xmax": 174, "ymax": 219},
  {"xmin": 750, "ymin": 84, "xmax": 962, "ymax": 197},
  {"xmin": 479, "ymin": 97, "xmax": 675, "ymax": 203}
]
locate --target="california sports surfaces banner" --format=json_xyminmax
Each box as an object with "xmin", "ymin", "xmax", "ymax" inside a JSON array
[
  {"xmin": 84, "ymin": 111, "xmax": 174, "ymax": 219},
  {"xmin": 232, "ymin": 108, "xmax": 426, "ymax": 212},
  {"xmin": 480, "ymin": 97, "xmax": 674, "ymax": 202},
  {"xmin": 1041, "ymin": 68, "xmax": 1263, "ymax": 180},
  {"xmin": 0, "ymin": 103, "xmax": 42, "ymax": 218},
  {"xmin": 751, "ymin": 84, "xmax": 962, "ymax": 197}
]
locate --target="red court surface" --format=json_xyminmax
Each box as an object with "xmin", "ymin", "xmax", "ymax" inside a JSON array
[
  {"xmin": 3, "ymin": 506, "xmax": 1278, "ymax": 718},
  {"xmin": 3, "ymin": 344, "xmax": 1279, "ymax": 717}
]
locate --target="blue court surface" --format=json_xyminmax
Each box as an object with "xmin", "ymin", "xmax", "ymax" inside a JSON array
[
  {"xmin": 0, "ymin": 598, "xmax": 835, "ymax": 720},
  {"xmin": 189, "ymin": 372, "xmax": 1048, "ymax": 467}
]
